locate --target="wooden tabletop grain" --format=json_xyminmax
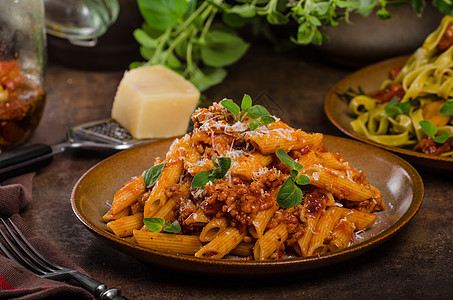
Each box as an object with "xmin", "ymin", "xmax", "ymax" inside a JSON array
[{"xmin": 21, "ymin": 44, "xmax": 452, "ymax": 299}]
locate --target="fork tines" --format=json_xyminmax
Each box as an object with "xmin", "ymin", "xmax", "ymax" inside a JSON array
[{"xmin": 0, "ymin": 218, "xmax": 66, "ymax": 279}]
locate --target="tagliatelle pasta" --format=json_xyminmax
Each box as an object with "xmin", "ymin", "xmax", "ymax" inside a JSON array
[
  {"xmin": 346, "ymin": 16, "xmax": 453, "ymax": 157},
  {"xmin": 104, "ymin": 100, "xmax": 385, "ymax": 260}
]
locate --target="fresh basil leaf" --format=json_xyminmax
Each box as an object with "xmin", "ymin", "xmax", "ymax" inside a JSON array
[
  {"xmin": 143, "ymin": 163, "xmax": 166, "ymax": 188},
  {"xmin": 246, "ymin": 105, "xmax": 271, "ymax": 119},
  {"xmin": 133, "ymin": 29, "xmax": 158, "ymax": 48},
  {"xmin": 228, "ymin": 4, "xmax": 257, "ymax": 18},
  {"xmin": 143, "ymin": 217, "xmax": 165, "ymax": 232},
  {"xmin": 190, "ymin": 67, "xmax": 227, "ymax": 92},
  {"xmin": 191, "ymin": 170, "xmax": 213, "ymax": 188},
  {"xmin": 260, "ymin": 115, "xmax": 276, "ymax": 125},
  {"xmin": 276, "ymin": 149, "xmax": 303, "ymax": 171},
  {"xmin": 433, "ymin": 131, "xmax": 450, "ymax": 144},
  {"xmin": 249, "ymin": 121, "xmax": 259, "ymax": 131},
  {"xmin": 200, "ymin": 29, "xmax": 250, "ymax": 67},
  {"xmin": 440, "ymin": 100, "xmax": 453, "ymax": 115},
  {"xmin": 267, "ymin": 11, "xmax": 289, "ymax": 25},
  {"xmin": 296, "ymin": 174, "xmax": 310, "ymax": 186},
  {"xmin": 277, "ymin": 178, "xmax": 303, "ymax": 208},
  {"xmin": 241, "ymin": 94, "xmax": 252, "ymax": 112},
  {"xmin": 140, "ymin": 47, "xmax": 156, "ymax": 61},
  {"xmin": 137, "ymin": 0, "xmax": 189, "ymax": 31},
  {"xmin": 291, "ymin": 169, "xmax": 299, "ymax": 180},
  {"xmin": 221, "ymin": 13, "xmax": 251, "ymax": 28},
  {"xmin": 433, "ymin": 0, "xmax": 453, "ymax": 15},
  {"xmin": 163, "ymin": 220, "xmax": 181, "ymax": 233},
  {"xmin": 419, "ymin": 120, "xmax": 437, "ymax": 138},
  {"xmin": 220, "ymin": 99, "xmax": 240, "ymax": 119}
]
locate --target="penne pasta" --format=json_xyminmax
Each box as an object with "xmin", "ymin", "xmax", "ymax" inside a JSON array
[
  {"xmin": 107, "ymin": 213, "xmax": 144, "ymax": 238},
  {"xmin": 195, "ymin": 227, "xmax": 246, "ymax": 259},
  {"xmin": 133, "ymin": 229, "xmax": 202, "ymax": 255},
  {"xmin": 104, "ymin": 98, "xmax": 384, "ymax": 260},
  {"xmin": 253, "ymin": 223, "xmax": 288, "ymax": 260}
]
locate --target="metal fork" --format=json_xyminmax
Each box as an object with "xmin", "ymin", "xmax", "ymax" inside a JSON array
[{"xmin": 0, "ymin": 218, "xmax": 127, "ymax": 300}]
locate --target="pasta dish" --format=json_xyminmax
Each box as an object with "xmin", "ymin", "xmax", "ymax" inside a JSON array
[
  {"xmin": 345, "ymin": 16, "xmax": 453, "ymax": 157},
  {"xmin": 103, "ymin": 97, "xmax": 385, "ymax": 260}
]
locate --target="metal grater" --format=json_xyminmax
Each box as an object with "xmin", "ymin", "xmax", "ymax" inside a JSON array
[
  {"xmin": 69, "ymin": 119, "xmax": 137, "ymax": 145},
  {"xmin": 0, "ymin": 118, "xmax": 154, "ymax": 181}
]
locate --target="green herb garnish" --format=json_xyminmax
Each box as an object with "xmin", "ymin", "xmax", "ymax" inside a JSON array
[
  {"xmin": 220, "ymin": 94, "xmax": 276, "ymax": 130},
  {"xmin": 143, "ymin": 163, "xmax": 166, "ymax": 188},
  {"xmin": 440, "ymin": 100, "xmax": 453, "ymax": 115},
  {"xmin": 133, "ymin": 1, "xmax": 453, "ymax": 91},
  {"xmin": 385, "ymin": 97, "xmax": 411, "ymax": 119},
  {"xmin": 191, "ymin": 155, "xmax": 231, "ymax": 188},
  {"xmin": 419, "ymin": 120, "xmax": 450, "ymax": 144},
  {"xmin": 275, "ymin": 149, "xmax": 310, "ymax": 208},
  {"xmin": 144, "ymin": 217, "xmax": 181, "ymax": 233}
]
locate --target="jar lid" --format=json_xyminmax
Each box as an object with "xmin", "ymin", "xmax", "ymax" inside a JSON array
[{"xmin": 44, "ymin": 0, "xmax": 119, "ymax": 46}]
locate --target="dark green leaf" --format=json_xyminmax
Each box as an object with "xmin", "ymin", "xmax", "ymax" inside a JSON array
[
  {"xmin": 191, "ymin": 170, "xmax": 213, "ymax": 188},
  {"xmin": 228, "ymin": 4, "xmax": 257, "ymax": 18},
  {"xmin": 277, "ymin": 178, "xmax": 303, "ymax": 208},
  {"xmin": 267, "ymin": 11, "xmax": 289, "ymax": 25},
  {"xmin": 260, "ymin": 115, "xmax": 276, "ymax": 125},
  {"xmin": 163, "ymin": 220, "xmax": 181, "ymax": 233},
  {"xmin": 190, "ymin": 67, "xmax": 227, "ymax": 92},
  {"xmin": 419, "ymin": 120, "xmax": 437, "ymax": 138},
  {"xmin": 137, "ymin": 0, "xmax": 189, "ymax": 31},
  {"xmin": 191, "ymin": 157, "xmax": 231, "ymax": 188},
  {"xmin": 246, "ymin": 105, "xmax": 271, "ymax": 119},
  {"xmin": 411, "ymin": 0, "xmax": 426, "ymax": 15},
  {"xmin": 221, "ymin": 13, "xmax": 251, "ymax": 28},
  {"xmin": 143, "ymin": 163, "xmax": 166, "ymax": 188},
  {"xmin": 241, "ymin": 94, "xmax": 252, "ymax": 112},
  {"xmin": 249, "ymin": 121, "xmax": 259, "ymax": 131},
  {"xmin": 220, "ymin": 99, "xmax": 240, "ymax": 119},
  {"xmin": 295, "ymin": 174, "xmax": 310, "ymax": 186},
  {"xmin": 440, "ymin": 100, "xmax": 453, "ymax": 115},
  {"xmin": 143, "ymin": 217, "xmax": 165, "ymax": 232},
  {"xmin": 217, "ymin": 157, "xmax": 232, "ymax": 177},
  {"xmin": 276, "ymin": 149, "xmax": 303, "ymax": 171},
  {"xmin": 385, "ymin": 98, "xmax": 411, "ymax": 119},
  {"xmin": 433, "ymin": 131, "xmax": 450, "ymax": 144},
  {"xmin": 200, "ymin": 30, "xmax": 250, "ymax": 67},
  {"xmin": 432, "ymin": 0, "xmax": 453, "ymax": 15}
]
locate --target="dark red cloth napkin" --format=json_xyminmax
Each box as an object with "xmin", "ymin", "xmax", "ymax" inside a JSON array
[{"xmin": 0, "ymin": 173, "xmax": 93, "ymax": 299}]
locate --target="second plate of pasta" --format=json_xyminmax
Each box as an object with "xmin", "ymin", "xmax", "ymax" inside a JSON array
[
  {"xmin": 71, "ymin": 134, "xmax": 423, "ymax": 276},
  {"xmin": 324, "ymin": 55, "xmax": 453, "ymax": 173}
]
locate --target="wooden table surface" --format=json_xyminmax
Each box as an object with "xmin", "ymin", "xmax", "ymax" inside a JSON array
[{"xmin": 20, "ymin": 44, "xmax": 452, "ymax": 299}]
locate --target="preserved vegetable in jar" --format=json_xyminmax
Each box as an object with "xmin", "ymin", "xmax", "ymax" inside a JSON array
[{"xmin": 0, "ymin": 60, "xmax": 46, "ymax": 150}]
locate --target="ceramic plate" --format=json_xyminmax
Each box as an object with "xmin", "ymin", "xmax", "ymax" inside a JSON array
[
  {"xmin": 71, "ymin": 135, "xmax": 423, "ymax": 276},
  {"xmin": 324, "ymin": 55, "xmax": 453, "ymax": 173}
]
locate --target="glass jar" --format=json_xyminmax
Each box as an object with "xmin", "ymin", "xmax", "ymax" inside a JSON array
[
  {"xmin": 0, "ymin": 0, "xmax": 47, "ymax": 151},
  {"xmin": 0, "ymin": 0, "xmax": 119, "ymax": 151}
]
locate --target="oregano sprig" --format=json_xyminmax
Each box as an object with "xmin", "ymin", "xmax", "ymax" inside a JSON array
[
  {"xmin": 419, "ymin": 120, "xmax": 450, "ymax": 144},
  {"xmin": 191, "ymin": 154, "xmax": 231, "ymax": 188},
  {"xmin": 220, "ymin": 94, "xmax": 276, "ymax": 130},
  {"xmin": 143, "ymin": 162, "xmax": 166, "ymax": 188},
  {"xmin": 275, "ymin": 149, "xmax": 310, "ymax": 208},
  {"xmin": 144, "ymin": 217, "xmax": 181, "ymax": 233}
]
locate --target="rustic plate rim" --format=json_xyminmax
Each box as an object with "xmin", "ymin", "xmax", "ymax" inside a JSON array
[{"xmin": 70, "ymin": 135, "xmax": 424, "ymax": 275}]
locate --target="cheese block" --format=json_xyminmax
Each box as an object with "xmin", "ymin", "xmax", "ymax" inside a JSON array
[{"xmin": 111, "ymin": 65, "xmax": 200, "ymax": 139}]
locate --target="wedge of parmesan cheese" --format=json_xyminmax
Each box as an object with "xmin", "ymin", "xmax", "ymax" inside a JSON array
[{"xmin": 111, "ymin": 65, "xmax": 200, "ymax": 139}]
